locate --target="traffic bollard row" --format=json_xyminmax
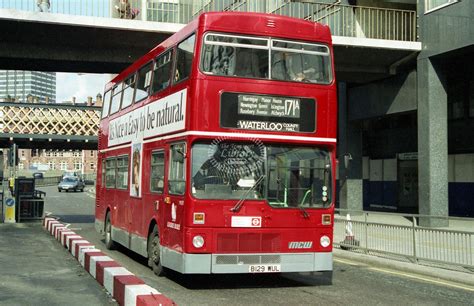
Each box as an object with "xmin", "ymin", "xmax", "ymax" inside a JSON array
[{"xmin": 43, "ymin": 217, "xmax": 176, "ymax": 306}]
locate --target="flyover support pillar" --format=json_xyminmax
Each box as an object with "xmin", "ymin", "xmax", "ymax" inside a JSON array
[
  {"xmin": 337, "ymin": 82, "xmax": 363, "ymax": 214},
  {"xmin": 417, "ymin": 58, "xmax": 449, "ymax": 227}
]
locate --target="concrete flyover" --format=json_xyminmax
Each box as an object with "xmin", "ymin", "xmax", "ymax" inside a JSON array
[
  {"xmin": 0, "ymin": 8, "xmax": 421, "ymax": 82},
  {"xmin": 0, "ymin": 9, "xmax": 184, "ymax": 73}
]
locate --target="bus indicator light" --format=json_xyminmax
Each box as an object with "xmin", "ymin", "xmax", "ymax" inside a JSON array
[
  {"xmin": 322, "ymin": 214, "xmax": 331, "ymax": 225},
  {"xmin": 193, "ymin": 213, "xmax": 205, "ymax": 224}
]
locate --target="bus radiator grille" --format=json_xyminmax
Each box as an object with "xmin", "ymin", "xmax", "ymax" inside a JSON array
[
  {"xmin": 215, "ymin": 254, "xmax": 281, "ymax": 265},
  {"xmin": 217, "ymin": 233, "xmax": 281, "ymax": 253}
]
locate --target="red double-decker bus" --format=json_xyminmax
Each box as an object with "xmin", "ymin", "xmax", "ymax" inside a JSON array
[{"xmin": 96, "ymin": 12, "xmax": 336, "ymax": 276}]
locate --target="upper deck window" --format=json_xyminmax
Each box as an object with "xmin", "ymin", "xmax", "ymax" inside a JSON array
[
  {"xmin": 201, "ymin": 33, "xmax": 332, "ymax": 84},
  {"xmin": 175, "ymin": 34, "xmax": 196, "ymax": 83},
  {"xmin": 101, "ymin": 90, "xmax": 111, "ymax": 118},
  {"xmin": 121, "ymin": 75, "xmax": 136, "ymax": 109},
  {"xmin": 135, "ymin": 62, "xmax": 153, "ymax": 103},
  {"xmin": 110, "ymin": 84, "xmax": 122, "ymax": 115},
  {"xmin": 151, "ymin": 50, "xmax": 172, "ymax": 94}
]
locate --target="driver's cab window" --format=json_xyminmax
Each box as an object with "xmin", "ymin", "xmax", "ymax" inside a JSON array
[{"xmin": 169, "ymin": 143, "xmax": 186, "ymax": 195}]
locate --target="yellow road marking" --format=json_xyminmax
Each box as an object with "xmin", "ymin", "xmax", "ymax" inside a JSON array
[
  {"xmin": 369, "ymin": 267, "xmax": 474, "ymax": 292},
  {"xmin": 334, "ymin": 258, "xmax": 361, "ymax": 266}
]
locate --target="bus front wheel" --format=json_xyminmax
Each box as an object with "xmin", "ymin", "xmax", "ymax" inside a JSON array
[
  {"xmin": 148, "ymin": 225, "xmax": 165, "ymax": 277},
  {"xmin": 104, "ymin": 212, "xmax": 116, "ymax": 250}
]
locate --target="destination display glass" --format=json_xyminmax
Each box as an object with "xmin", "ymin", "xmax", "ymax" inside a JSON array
[{"xmin": 220, "ymin": 92, "xmax": 316, "ymax": 133}]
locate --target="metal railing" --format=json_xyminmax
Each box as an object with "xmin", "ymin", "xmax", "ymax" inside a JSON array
[
  {"xmin": 0, "ymin": 0, "xmax": 113, "ymax": 17},
  {"xmin": 0, "ymin": 1, "xmax": 417, "ymax": 42},
  {"xmin": 334, "ymin": 209, "xmax": 474, "ymax": 272},
  {"xmin": 34, "ymin": 174, "xmax": 96, "ymax": 187},
  {"xmin": 18, "ymin": 195, "xmax": 44, "ymax": 222},
  {"xmin": 34, "ymin": 176, "xmax": 61, "ymax": 187}
]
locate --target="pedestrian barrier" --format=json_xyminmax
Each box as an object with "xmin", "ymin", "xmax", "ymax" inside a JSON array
[
  {"xmin": 43, "ymin": 217, "xmax": 176, "ymax": 306},
  {"xmin": 34, "ymin": 176, "xmax": 61, "ymax": 187},
  {"xmin": 334, "ymin": 209, "xmax": 474, "ymax": 272}
]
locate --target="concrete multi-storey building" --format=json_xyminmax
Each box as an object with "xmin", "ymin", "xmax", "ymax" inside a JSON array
[
  {"xmin": 333, "ymin": 0, "xmax": 474, "ymax": 222},
  {"xmin": 0, "ymin": 70, "xmax": 56, "ymax": 103}
]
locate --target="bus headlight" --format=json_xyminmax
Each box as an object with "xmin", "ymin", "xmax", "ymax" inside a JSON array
[
  {"xmin": 193, "ymin": 235, "xmax": 205, "ymax": 248},
  {"xmin": 320, "ymin": 236, "xmax": 331, "ymax": 248}
]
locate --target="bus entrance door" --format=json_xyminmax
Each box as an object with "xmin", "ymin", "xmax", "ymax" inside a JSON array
[{"xmin": 165, "ymin": 143, "xmax": 186, "ymax": 251}]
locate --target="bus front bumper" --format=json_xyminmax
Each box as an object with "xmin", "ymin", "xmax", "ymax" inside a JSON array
[{"xmin": 161, "ymin": 247, "xmax": 333, "ymax": 274}]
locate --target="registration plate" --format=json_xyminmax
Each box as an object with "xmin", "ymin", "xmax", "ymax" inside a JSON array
[{"xmin": 248, "ymin": 264, "xmax": 281, "ymax": 273}]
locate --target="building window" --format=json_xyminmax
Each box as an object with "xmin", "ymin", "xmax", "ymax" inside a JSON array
[
  {"xmin": 90, "ymin": 162, "xmax": 95, "ymax": 170},
  {"xmin": 425, "ymin": 0, "xmax": 459, "ymax": 13},
  {"xmin": 147, "ymin": 1, "xmax": 179, "ymax": 23},
  {"xmin": 48, "ymin": 161, "xmax": 54, "ymax": 170},
  {"xmin": 60, "ymin": 162, "xmax": 67, "ymax": 170},
  {"xmin": 74, "ymin": 162, "xmax": 82, "ymax": 170},
  {"xmin": 18, "ymin": 163, "xmax": 24, "ymax": 170},
  {"xmin": 90, "ymin": 150, "xmax": 95, "ymax": 157},
  {"xmin": 448, "ymin": 80, "xmax": 465, "ymax": 120}
]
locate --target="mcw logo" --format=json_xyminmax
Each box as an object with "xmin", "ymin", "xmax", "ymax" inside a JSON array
[{"xmin": 288, "ymin": 241, "xmax": 313, "ymax": 249}]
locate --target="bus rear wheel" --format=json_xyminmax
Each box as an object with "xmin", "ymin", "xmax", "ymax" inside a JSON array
[
  {"xmin": 148, "ymin": 225, "xmax": 165, "ymax": 277},
  {"xmin": 104, "ymin": 212, "xmax": 116, "ymax": 250}
]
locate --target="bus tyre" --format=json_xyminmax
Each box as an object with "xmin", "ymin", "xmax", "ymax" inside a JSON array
[
  {"xmin": 104, "ymin": 212, "xmax": 116, "ymax": 250},
  {"xmin": 148, "ymin": 225, "xmax": 165, "ymax": 277}
]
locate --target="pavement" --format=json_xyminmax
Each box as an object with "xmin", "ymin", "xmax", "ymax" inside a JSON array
[
  {"xmin": 0, "ymin": 214, "xmax": 472, "ymax": 305},
  {"xmin": 333, "ymin": 248, "xmax": 474, "ymax": 288},
  {"xmin": 0, "ymin": 222, "xmax": 116, "ymax": 306},
  {"xmin": 334, "ymin": 212, "xmax": 474, "ymax": 280}
]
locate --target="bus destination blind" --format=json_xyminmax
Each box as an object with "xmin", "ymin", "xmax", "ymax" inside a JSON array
[{"xmin": 220, "ymin": 92, "xmax": 316, "ymax": 133}]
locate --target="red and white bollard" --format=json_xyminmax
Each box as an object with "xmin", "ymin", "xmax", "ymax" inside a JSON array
[{"xmin": 341, "ymin": 214, "xmax": 360, "ymax": 250}]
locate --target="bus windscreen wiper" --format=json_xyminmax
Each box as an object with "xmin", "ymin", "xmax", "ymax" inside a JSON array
[
  {"xmin": 230, "ymin": 175, "xmax": 265, "ymax": 213},
  {"xmin": 299, "ymin": 205, "xmax": 310, "ymax": 219}
]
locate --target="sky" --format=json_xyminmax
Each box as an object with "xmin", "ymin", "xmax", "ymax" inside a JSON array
[{"xmin": 56, "ymin": 73, "xmax": 114, "ymax": 103}]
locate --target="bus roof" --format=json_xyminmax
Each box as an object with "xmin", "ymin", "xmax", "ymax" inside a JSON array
[{"xmin": 107, "ymin": 12, "xmax": 332, "ymax": 90}]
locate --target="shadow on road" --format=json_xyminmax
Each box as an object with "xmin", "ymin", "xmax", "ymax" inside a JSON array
[
  {"xmin": 164, "ymin": 269, "xmax": 333, "ymax": 289},
  {"xmin": 55, "ymin": 214, "xmax": 95, "ymax": 224}
]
